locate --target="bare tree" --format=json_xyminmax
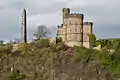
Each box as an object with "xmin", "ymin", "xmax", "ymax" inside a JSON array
[
  {"xmin": 33, "ymin": 25, "xmax": 51, "ymax": 40},
  {"xmin": 13, "ymin": 38, "xmax": 21, "ymax": 44},
  {"xmin": 0, "ymin": 40, "xmax": 4, "ymax": 45},
  {"xmin": 8, "ymin": 40, "xmax": 14, "ymax": 44}
]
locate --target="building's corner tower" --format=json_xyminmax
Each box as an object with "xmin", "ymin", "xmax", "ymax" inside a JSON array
[
  {"xmin": 83, "ymin": 22, "xmax": 93, "ymax": 48},
  {"xmin": 22, "ymin": 9, "xmax": 27, "ymax": 43},
  {"xmin": 62, "ymin": 8, "xmax": 70, "ymax": 24},
  {"xmin": 60, "ymin": 8, "xmax": 70, "ymax": 42},
  {"xmin": 65, "ymin": 13, "xmax": 84, "ymax": 47}
]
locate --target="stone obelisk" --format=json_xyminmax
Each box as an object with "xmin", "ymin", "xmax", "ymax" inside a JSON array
[{"xmin": 22, "ymin": 9, "xmax": 27, "ymax": 43}]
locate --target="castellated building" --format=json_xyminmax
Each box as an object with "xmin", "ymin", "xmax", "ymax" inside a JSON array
[{"xmin": 57, "ymin": 8, "xmax": 93, "ymax": 48}]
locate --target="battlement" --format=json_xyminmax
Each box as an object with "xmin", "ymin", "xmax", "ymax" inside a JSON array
[
  {"xmin": 62, "ymin": 8, "xmax": 70, "ymax": 12},
  {"xmin": 62, "ymin": 8, "xmax": 70, "ymax": 15},
  {"xmin": 83, "ymin": 22, "xmax": 93, "ymax": 26},
  {"xmin": 66, "ymin": 13, "xmax": 84, "ymax": 19}
]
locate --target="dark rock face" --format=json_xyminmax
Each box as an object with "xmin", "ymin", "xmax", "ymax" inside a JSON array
[{"xmin": 53, "ymin": 49, "xmax": 113, "ymax": 80}]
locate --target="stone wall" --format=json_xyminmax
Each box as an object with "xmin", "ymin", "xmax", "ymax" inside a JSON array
[
  {"xmin": 83, "ymin": 42, "xmax": 90, "ymax": 48},
  {"xmin": 65, "ymin": 41, "xmax": 82, "ymax": 47}
]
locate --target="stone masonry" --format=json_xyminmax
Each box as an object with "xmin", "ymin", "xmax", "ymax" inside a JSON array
[{"xmin": 57, "ymin": 8, "xmax": 93, "ymax": 48}]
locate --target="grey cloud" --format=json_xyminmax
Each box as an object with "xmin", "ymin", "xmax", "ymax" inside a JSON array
[
  {"xmin": 69, "ymin": 1, "xmax": 120, "ymax": 39},
  {"xmin": 9, "ymin": 0, "xmax": 68, "ymax": 16},
  {"xmin": 0, "ymin": 0, "xmax": 120, "ymax": 41},
  {"xmin": 0, "ymin": 7, "xmax": 22, "ymax": 40},
  {"xmin": 94, "ymin": 24, "xmax": 120, "ymax": 39}
]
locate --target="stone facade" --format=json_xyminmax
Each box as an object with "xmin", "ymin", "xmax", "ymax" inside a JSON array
[{"xmin": 57, "ymin": 8, "xmax": 93, "ymax": 48}]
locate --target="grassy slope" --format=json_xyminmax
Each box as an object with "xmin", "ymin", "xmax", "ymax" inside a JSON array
[{"xmin": 0, "ymin": 39, "xmax": 119, "ymax": 80}]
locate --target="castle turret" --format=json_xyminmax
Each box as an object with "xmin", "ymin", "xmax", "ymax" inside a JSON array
[
  {"xmin": 62, "ymin": 8, "xmax": 70, "ymax": 18},
  {"xmin": 22, "ymin": 9, "xmax": 27, "ymax": 43},
  {"xmin": 62, "ymin": 8, "xmax": 70, "ymax": 24},
  {"xmin": 83, "ymin": 22, "xmax": 93, "ymax": 48},
  {"xmin": 83, "ymin": 22, "xmax": 93, "ymax": 34}
]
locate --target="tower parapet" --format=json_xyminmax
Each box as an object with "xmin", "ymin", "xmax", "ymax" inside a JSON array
[
  {"xmin": 83, "ymin": 22, "xmax": 93, "ymax": 26},
  {"xmin": 57, "ymin": 24, "xmax": 63, "ymax": 29},
  {"xmin": 67, "ymin": 13, "xmax": 84, "ymax": 19},
  {"xmin": 83, "ymin": 22, "xmax": 93, "ymax": 34},
  {"xmin": 62, "ymin": 8, "xmax": 70, "ymax": 18}
]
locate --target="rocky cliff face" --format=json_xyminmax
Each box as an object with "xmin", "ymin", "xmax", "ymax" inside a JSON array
[{"xmin": 0, "ymin": 46, "xmax": 114, "ymax": 80}]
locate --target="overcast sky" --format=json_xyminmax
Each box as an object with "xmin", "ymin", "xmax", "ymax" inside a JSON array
[{"xmin": 0, "ymin": 0, "xmax": 120, "ymax": 42}]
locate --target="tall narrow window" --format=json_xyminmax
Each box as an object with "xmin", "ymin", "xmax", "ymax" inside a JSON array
[
  {"xmin": 75, "ymin": 28, "xmax": 77, "ymax": 32},
  {"xmin": 75, "ymin": 23, "xmax": 78, "ymax": 27},
  {"xmin": 75, "ymin": 23, "xmax": 77, "ymax": 32}
]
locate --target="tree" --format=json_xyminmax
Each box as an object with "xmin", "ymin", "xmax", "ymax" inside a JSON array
[
  {"xmin": 106, "ymin": 40, "xmax": 113, "ymax": 50},
  {"xmin": 100, "ymin": 40, "xmax": 108, "ymax": 48},
  {"xmin": 13, "ymin": 38, "xmax": 21, "ymax": 44},
  {"xmin": 7, "ymin": 39, "xmax": 19, "ymax": 44},
  {"xmin": 89, "ymin": 34, "xmax": 97, "ymax": 48},
  {"xmin": 33, "ymin": 25, "xmax": 51, "ymax": 40},
  {"xmin": 0, "ymin": 40, "xmax": 4, "ymax": 45},
  {"xmin": 8, "ymin": 40, "xmax": 14, "ymax": 44},
  {"xmin": 9, "ymin": 69, "xmax": 26, "ymax": 80},
  {"xmin": 112, "ymin": 40, "xmax": 120, "ymax": 61}
]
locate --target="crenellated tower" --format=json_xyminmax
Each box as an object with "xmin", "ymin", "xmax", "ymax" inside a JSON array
[
  {"xmin": 57, "ymin": 8, "xmax": 93, "ymax": 48},
  {"xmin": 62, "ymin": 8, "xmax": 70, "ymax": 24},
  {"xmin": 83, "ymin": 22, "xmax": 93, "ymax": 48},
  {"xmin": 62, "ymin": 8, "xmax": 70, "ymax": 18}
]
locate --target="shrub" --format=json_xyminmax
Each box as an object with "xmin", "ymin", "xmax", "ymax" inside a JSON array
[
  {"xmin": 34, "ymin": 38, "xmax": 50, "ymax": 48},
  {"xmin": 18, "ymin": 43, "xmax": 27, "ymax": 52},
  {"xmin": 74, "ymin": 46, "xmax": 92, "ymax": 62},
  {"xmin": 56, "ymin": 37, "xmax": 62, "ymax": 44},
  {"xmin": 55, "ymin": 42, "xmax": 69, "ymax": 51},
  {"xmin": 0, "ymin": 44, "xmax": 13, "ymax": 54},
  {"xmin": 9, "ymin": 69, "xmax": 26, "ymax": 80}
]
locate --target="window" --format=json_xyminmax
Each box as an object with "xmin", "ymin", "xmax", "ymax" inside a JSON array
[
  {"xmin": 75, "ymin": 23, "xmax": 78, "ymax": 32},
  {"xmin": 75, "ymin": 28, "xmax": 77, "ymax": 32},
  {"xmin": 75, "ymin": 23, "xmax": 78, "ymax": 27}
]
